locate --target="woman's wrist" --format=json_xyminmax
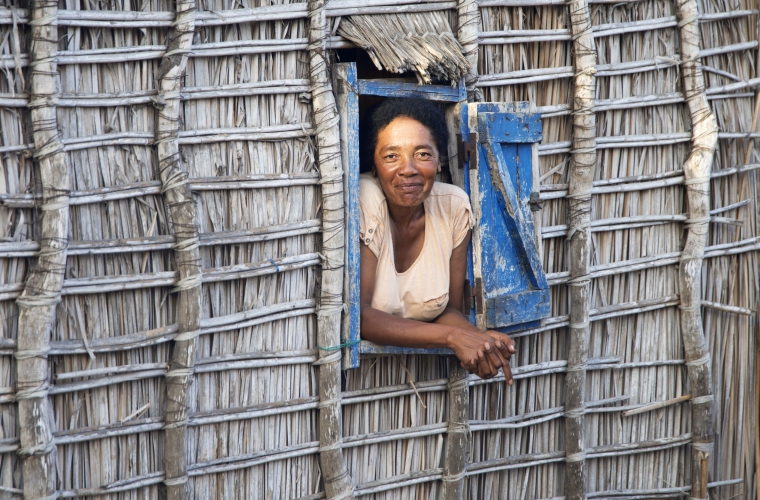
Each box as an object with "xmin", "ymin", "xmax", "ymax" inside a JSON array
[{"xmin": 444, "ymin": 325, "xmax": 465, "ymax": 351}]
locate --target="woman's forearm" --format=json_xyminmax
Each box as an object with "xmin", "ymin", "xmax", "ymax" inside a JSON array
[
  {"xmin": 360, "ymin": 305, "xmax": 457, "ymax": 349},
  {"xmin": 433, "ymin": 307, "xmax": 481, "ymax": 332}
]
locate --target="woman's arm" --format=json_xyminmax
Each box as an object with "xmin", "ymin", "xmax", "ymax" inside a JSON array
[
  {"xmin": 432, "ymin": 231, "xmax": 516, "ymax": 383},
  {"xmin": 360, "ymin": 241, "xmax": 510, "ymax": 379}
]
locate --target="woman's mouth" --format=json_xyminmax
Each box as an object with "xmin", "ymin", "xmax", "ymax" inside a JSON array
[{"xmin": 395, "ymin": 183, "xmax": 423, "ymax": 192}]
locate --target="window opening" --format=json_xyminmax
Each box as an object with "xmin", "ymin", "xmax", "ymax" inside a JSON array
[{"xmin": 333, "ymin": 61, "xmax": 550, "ymax": 369}]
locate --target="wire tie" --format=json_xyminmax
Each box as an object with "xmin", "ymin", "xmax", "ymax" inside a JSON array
[
  {"xmin": 268, "ymin": 258, "xmax": 281, "ymax": 273},
  {"xmin": 318, "ymin": 441, "xmax": 342, "ymax": 453},
  {"xmin": 317, "ymin": 395, "xmax": 342, "ymax": 409},
  {"xmin": 15, "ymin": 383, "xmax": 49, "ymax": 400},
  {"xmin": 685, "ymin": 353, "xmax": 710, "ymax": 367},
  {"xmin": 14, "ymin": 347, "xmax": 50, "ymax": 360},
  {"xmin": 441, "ymin": 470, "xmax": 467, "ymax": 482},
  {"xmin": 163, "ymin": 420, "xmax": 188, "ymax": 430},
  {"xmin": 565, "ymin": 407, "xmax": 587, "ymax": 419},
  {"xmin": 566, "ymin": 363, "xmax": 587, "ymax": 373},
  {"xmin": 163, "ymin": 475, "xmax": 189, "ymax": 486},
  {"xmin": 691, "ymin": 394, "xmax": 714, "ymax": 404},
  {"xmin": 317, "ymin": 339, "xmax": 359, "ymax": 352},
  {"xmin": 17, "ymin": 441, "xmax": 55, "ymax": 457}
]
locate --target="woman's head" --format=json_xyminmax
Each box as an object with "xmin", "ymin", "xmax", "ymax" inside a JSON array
[{"xmin": 361, "ymin": 99, "xmax": 449, "ymax": 209}]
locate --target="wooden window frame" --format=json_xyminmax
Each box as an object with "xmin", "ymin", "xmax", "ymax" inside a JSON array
[{"xmin": 333, "ymin": 62, "xmax": 468, "ymax": 369}]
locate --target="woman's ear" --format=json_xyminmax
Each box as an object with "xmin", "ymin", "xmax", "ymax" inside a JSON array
[{"xmin": 437, "ymin": 161, "xmax": 442, "ymax": 173}]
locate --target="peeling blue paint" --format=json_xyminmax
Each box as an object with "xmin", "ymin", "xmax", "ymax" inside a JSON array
[{"xmin": 471, "ymin": 104, "xmax": 551, "ymax": 330}]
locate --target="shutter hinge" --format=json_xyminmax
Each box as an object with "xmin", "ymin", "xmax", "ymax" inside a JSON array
[
  {"xmin": 529, "ymin": 192, "xmax": 544, "ymax": 212},
  {"xmin": 463, "ymin": 279, "xmax": 472, "ymax": 313},
  {"xmin": 457, "ymin": 132, "xmax": 477, "ymax": 169},
  {"xmin": 473, "ymin": 277, "xmax": 484, "ymax": 314}
]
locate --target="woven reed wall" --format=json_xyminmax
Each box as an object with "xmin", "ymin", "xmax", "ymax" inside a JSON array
[{"xmin": 0, "ymin": 0, "xmax": 757, "ymax": 498}]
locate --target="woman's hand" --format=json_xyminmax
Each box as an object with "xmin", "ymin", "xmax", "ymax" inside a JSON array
[
  {"xmin": 484, "ymin": 330, "xmax": 515, "ymax": 384},
  {"xmin": 448, "ymin": 328, "xmax": 515, "ymax": 381}
]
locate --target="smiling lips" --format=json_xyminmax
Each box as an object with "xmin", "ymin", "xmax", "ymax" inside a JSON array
[{"xmin": 395, "ymin": 182, "xmax": 424, "ymax": 192}]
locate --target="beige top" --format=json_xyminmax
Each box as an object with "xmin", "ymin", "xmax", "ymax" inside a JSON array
[{"xmin": 359, "ymin": 174, "xmax": 474, "ymax": 322}]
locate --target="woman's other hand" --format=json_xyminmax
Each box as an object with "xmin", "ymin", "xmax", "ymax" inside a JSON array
[
  {"xmin": 449, "ymin": 328, "xmax": 513, "ymax": 381},
  {"xmin": 485, "ymin": 330, "xmax": 515, "ymax": 384}
]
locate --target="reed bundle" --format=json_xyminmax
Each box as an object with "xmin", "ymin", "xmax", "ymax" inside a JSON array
[
  {"xmin": 0, "ymin": 0, "xmax": 757, "ymax": 496},
  {"xmin": 337, "ymin": 11, "xmax": 469, "ymax": 84}
]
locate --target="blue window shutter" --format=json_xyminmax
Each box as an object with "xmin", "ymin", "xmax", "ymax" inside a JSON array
[{"xmin": 468, "ymin": 103, "xmax": 550, "ymax": 331}]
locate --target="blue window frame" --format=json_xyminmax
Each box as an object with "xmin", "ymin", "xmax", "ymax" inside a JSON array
[{"xmin": 333, "ymin": 63, "xmax": 550, "ymax": 369}]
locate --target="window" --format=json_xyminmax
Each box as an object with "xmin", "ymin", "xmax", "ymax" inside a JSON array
[{"xmin": 333, "ymin": 62, "xmax": 550, "ymax": 369}]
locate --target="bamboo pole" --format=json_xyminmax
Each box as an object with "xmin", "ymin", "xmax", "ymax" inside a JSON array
[
  {"xmin": 565, "ymin": 0, "xmax": 597, "ymax": 497},
  {"xmin": 441, "ymin": 361, "xmax": 469, "ymax": 499},
  {"xmin": 436, "ymin": 2, "xmax": 481, "ymax": 497},
  {"xmin": 457, "ymin": 0, "xmax": 479, "ymax": 99},
  {"xmin": 675, "ymin": 0, "xmax": 718, "ymax": 497},
  {"xmin": 154, "ymin": 0, "xmax": 199, "ymax": 498},
  {"xmin": 307, "ymin": 0, "xmax": 354, "ymax": 498},
  {"xmin": 14, "ymin": 0, "xmax": 69, "ymax": 497},
  {"xmin": 756, "ymin": 313, "xmax": 760, "ymax": 500}
]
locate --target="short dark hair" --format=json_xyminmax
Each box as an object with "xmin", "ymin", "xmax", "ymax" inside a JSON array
[{"xmin": 360, "ymin": 98, "xmax": 449, "ymax": 172}]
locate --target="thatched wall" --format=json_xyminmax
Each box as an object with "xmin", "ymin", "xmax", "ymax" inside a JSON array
[{"xmin": 0, "ymin": 0, "xmax": 757, "ymax": 498}]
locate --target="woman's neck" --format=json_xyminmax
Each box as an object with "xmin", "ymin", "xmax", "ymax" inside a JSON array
[{"xmin": 387, "ymin": 203, "xmax": 425, "ymax": 230}]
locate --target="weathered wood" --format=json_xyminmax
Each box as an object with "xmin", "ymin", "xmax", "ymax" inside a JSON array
[
  {"xmin": 756, "ymin": 320, "xmax": 760, "ymax": 500},
  {"xmin": 357, "ymin": 80, "xmax": 461, "ymax": 101},
  {"xmin": 441, "ymin": 362, "xmax": 469, "ymax": 499},
  {"xmin": 308, "ymin": 0, "xmax": 354, "ymax": 498},
  {"xmin": 467, "ymin": 104, "xmax": 551, "ymax": 332},
  {"xmin": 0, "ymin": 254, "xmax": 320, "ymax": 300},
  {"xmin": 0, "ymin": 0, "xmax": 742, "ymax": 27},
  {"xmin": 0, "ymin": 220, "xmax": 321, "ymax": 258},
  {"xmin": 565, "ymin": 0, "xmax": 597, "ymax": 497},
  {"xmin": 457, "ymin": 0, "xmax": 479, "ymax": 100},
  {"xmin": 622, "ymin": 394, "xmax": 692, "ymax": 417},
  {"xmin": 333, "ymin": 62, "xmax": 361, "ymax": 370},
  {"xmin": 675, "ymin": 0, "xmax": 718, "ymax": 496},
  {"xmin": 14, "ymin": 0, "xmax": 69, "ymax": 497},
  {"xmin": 154, "ymin": 1, "xmax": 198, "ymax": 498}
]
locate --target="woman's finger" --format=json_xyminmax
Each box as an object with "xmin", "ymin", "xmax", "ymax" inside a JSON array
[
  {"xmin": 460, "ymin": 357, "xmax": 476, "ymax": 371},
  {"xmin": 494, "ymin": 340, "xmax": 512, "ymax": 360},
  {"xmin": 502, "ymin": 357, "xmax": 514, "ymax": 385},
  {"xmin": 483, "ymin": 339, "xmax": 513, "ymax": 383},
  {"xmin": 483, "ymin": 343, "xmax": 506, "ymax": 378},
  {"xmin": 492, "ymin": 332, "xmax": 516, "ymax": 354},
  {"xmin": 476, "ymin": 349, "xmax": 495, "ymax": 379}
]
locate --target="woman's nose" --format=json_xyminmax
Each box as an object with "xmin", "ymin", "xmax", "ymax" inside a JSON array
[{"xmin": 398, "ymin": 155, "xmax": 418, "ymax": 176}]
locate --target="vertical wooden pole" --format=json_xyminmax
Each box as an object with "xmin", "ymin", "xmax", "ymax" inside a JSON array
[
  {"xmin": 308, "ymin": 1, "xmax": 354, "ymax": 498},
  {"xmin": 565, "ymin": 0, "xmax": 597, "ymax": 498},
  {"xmin": 441, "ymin": 3, "xmax": 480, "ymax": 497},
  {"xmin": 441, "ymin": 361, "xmax": 470, "ymax": 500},
  {"xmin": 675, "ymin": 0, "xmax": 718, "ymax": 495},
  {"xmin": 457, "ymin": 0, "xmax": 480, "ymax": 101},
  {"xmin": 155, "ymin": 2, "xmax": 199, "ymax": 499},
  {"xmin": 15, "ymin": 0, "xmax": 68, "ymax": 497},
  {"xmin": 755, "ymin": 315, "xmax": 760, "ymax": 500}
]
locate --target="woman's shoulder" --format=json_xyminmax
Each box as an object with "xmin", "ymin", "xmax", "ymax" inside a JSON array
[
  {"xmin": 359, "ymin": 173, "xmax": 388, "ymax": 223},
  {"xmin": 359, "ymin": 173, "xmax": 385, "ymax": 205},
  {"xmin": 429, "ymin": 181, "xmax": 471, "ymax": 205}
]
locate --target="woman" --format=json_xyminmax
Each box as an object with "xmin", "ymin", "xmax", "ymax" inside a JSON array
[{"xmin": 359, "ymin": 98, "xmax": 516, "ymax": 381}]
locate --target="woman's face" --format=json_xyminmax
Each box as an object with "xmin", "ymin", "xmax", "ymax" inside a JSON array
[{"xmin": 373, "ymin": 116, "xmax": 440, "ymax": 210}]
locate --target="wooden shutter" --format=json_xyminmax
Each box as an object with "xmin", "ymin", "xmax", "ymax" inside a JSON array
[{"xmin": 466, "ymin": 102, "xmax": 550, "ymax": 331}]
